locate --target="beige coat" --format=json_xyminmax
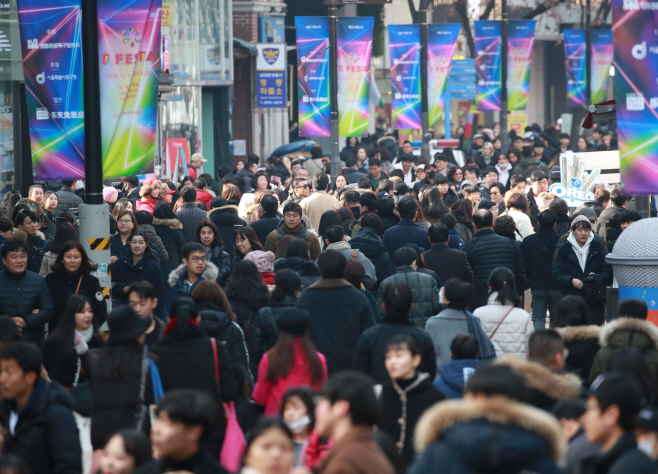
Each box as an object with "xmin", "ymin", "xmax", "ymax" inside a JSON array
[{"xmin": 300, "ymin": 190, "xmax": 341, "ymax": 232}]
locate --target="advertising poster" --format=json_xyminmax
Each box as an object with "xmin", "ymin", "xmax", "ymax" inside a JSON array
[
  {"xmin": 388, "ymin": 24, "xmax": 421, "ymax": 130},
  {"xmin": 507, "ymin": 20, "xmax": 536, "ymax": 111},
  {"xmin": 427, "ymin": 23, "xmax": 461, "ymax": 127},
  {"xmin": 165, "ymin": 138, "xmax": 189, "ymax": 179},
  {"xmin": 98, "ymin": 0, "xmax": 161, "ymax": 179},
  {"xmin": 591, "ymin": 29, "xmax": 613, "ymax": 104},
  {"xmin": 563, "ymin": 29, "xmax": 587, "ymax": 107},
  {"xmin": 295, "ymin": 17, "xmax": 331, "ymax": 137},
  {"xmin": 337, "ymin": 17, "xmax": 374, "ymax": 137},
  {"xmin": 16, "ymin": 0, "xmax": 85, "ymax": 180},
  {"xmin": 474, "ymin": 21, "xmax": 502, "ymax": 111},
  {"xmin": 612, "ymin": 0, "xmax": 658, "ymax": 194}
]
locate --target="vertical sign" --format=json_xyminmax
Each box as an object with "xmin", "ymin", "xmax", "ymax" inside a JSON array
[
  {"xmin": 259, "ymin": 17, "xmax": 285, "ymax": 43},
  {"xmin": 612, "ymin": 0, "xmax": 658, "ymax": 194},
  {"xmin": 590, "ymin": 29, "xmax": 613, "ymax": 104},
  {"xmin": 256, "ymin": 44, "xmax": 286, "ymax": 108},
  {"xmin": 17, "ymin": 1, "xmax": 85, "ymax": 180},
  {"xmin": 563, "ymin": 30, "xmax": 587, "ymax": 108},
  {"xmin": 474, "ymin": 21, "xmax": 502, "ymax": 111},
  {"xmin": 295, "ymin": 17, "xmax": 331, "ymax": 137},
  {"xmin": 388, "ymin": 24, "xmax": 421, "ymax": 130},
  {"xmin": 507, "ymin": 20, "xmax": 536, "ymax": 111},
  {"xmin": 98, "ymin": 0, "xmax": 161, "ymax": 179},
  {"xmin": 337, "ymin": 17, "xmax": 374, "ymax": 137},
  {"xmin": 427, "ymin": 23, "xmax": 461, "ymax": 127}
]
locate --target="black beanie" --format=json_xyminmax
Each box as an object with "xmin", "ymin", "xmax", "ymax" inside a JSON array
[{"xmin": 276, "ymin": 308, "xmax": 310, "ymax": 336}]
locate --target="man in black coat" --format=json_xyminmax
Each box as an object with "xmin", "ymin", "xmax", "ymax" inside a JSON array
[
  {"xmin": 0, "ymin": 239, "xmax": 54, "ymax": 345},
  {"xmin": 423, "ymin": 223, "xmax": 473, "ymax": 284},
  {"xmin": 15, "ymin": 210, "xmax": 45, "ymax": 274},
  {"xmin": 297, "ymin": 250, "xmax": 375, "ymax": 375},
  {"xmin": 0, "ymin": 343, "xmax": 82, "ymax": 474},
  {"xmin": 249, "ymin": 194, "xmax": 280, "ymax": 246},
  {"xmin": 344, "ymin": 158, "xmax": 369, "ymax": 184},
  {"xmin": 522, "ymin": 209, "xmax": 562, "ymax": 330},
  {"xmin": 176, "ymin": 186, "xmax": 208, "ymax": 244},
  {"xmin": 464, "ymin": 209, "xmax": 526, "ymax": 310},
  {"xmin": 594, "ymin": 189, "xmax": 627, "ymax": 251},
  {"xmin": 383, "ymin": 197, "xmax": 431, "ymax": 255},
  {"xmin": 350, "ymin": 214, "xmax": 395, "ymax": 291}
]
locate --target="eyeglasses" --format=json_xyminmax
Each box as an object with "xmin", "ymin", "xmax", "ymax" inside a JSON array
[
  {"xmin": 118, "ymin": 219, "xmax": 132, "ymax": 224},
  {"xmin": 190, "ymin": 256, "xmax": 206, "ymax": 263},
  {"xmin": 296, "ymin": 184, "xmax": 311, "ymax": 189},
  {"xmin": 453, "ymin": 172, "xmax": 463, "ymax": 176}
]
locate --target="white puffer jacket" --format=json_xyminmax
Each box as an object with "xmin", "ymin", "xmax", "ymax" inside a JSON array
[{"xmin": 474, "ymin": 292, "xmax": 534, "ymax": 357}]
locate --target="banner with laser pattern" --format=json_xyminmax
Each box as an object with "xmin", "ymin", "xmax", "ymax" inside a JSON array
[
  {"xmin": 388, "ymin": 24, "xmax": 421, "ymax": 130},
  {"xmin": 295, "ymin": 17, "xmax": 331, "ymax": 137},
  {"xmin": 612, "ymin": 0, "xmax": 658, "ymax": 194},
  {"xmin": 98, "ymin": 0, "xmax": 161, "ymax": 178},
  {"xmin": 591, "ymin": 29, "xmax": 613, "ymax": 104},
  {"xmin": 474, "ymin": 21, "xmax": 501, "ymax": 111},
  {"xmin": 337, "ymin": 17, "xmax": 373, "ymax": 137},
  {"xmin": 563, "ymin": 30, "xmax": 587, "ymax": 107},
  {"xmin": 17, "ymin": 0, "xmax": 85, "ymax": 180},
  {"xmin": 507, "ymin": 20, "xmax": 536, "ymax": 111},
  {"xmin": 427, "ymin": 23, "xmax": 460, "ymax": 127}
]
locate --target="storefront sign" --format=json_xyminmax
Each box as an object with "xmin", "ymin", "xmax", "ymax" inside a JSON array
[{"xmin": 550, "ymin": 151, "xmax": 602, "ymax": 207}]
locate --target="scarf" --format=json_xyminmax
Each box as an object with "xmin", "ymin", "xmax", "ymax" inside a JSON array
[
  {"xmin": 261, "ymin": 272, "xmax": 275, "ymax": 285},
  {"xmin": 163, "ymin": 316, "xmax": 200, "ymax": 336},
  {"xmin": 465, "ymin": 311, "xmax": 497, "ymax": 360},
  {"xmin": 567, "ymin": 231, "xmax": 594, "ymax": 273},
  {"xmin": 74, "ymin": 326, "xmax": 94, "ymax": 355}
]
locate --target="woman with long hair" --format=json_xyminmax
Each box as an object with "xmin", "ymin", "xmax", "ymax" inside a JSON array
[
  {"xmin": 196, "ymin": 220, "xmax": 230, "ymax": 286},
  {"xmin": 112, "ymin": 198, "xmax": 134, "ymax": 220},
  {"xmin": 273, "ymin": 238, "xmax": 321, "ymax": 289},
  {"xmin": 150, "ymin": 297, "xmax": 239, "ymax": 457},
  {"xmin": 232, "ymin": 225, "xmax": 263, "ymax": 269},
  {"xmin": 353, "ymin": 146, "xmax": 369, "ymax": 169},
  {"xmin": 222, "ymin": 183, "xmax": 242, "ymax": 208},
  {"xmin": 421, "ymin": 187, "xmax": 450, "ymax": 226},
  {"xmin": 451, "ymin": 199, "xmax": 474, "ymax": 243},
  {"xmin": 248, "ymin": 189, "xmax": 277, "ymax": 223},
  {"xmin": 152, "ymin": 200, "xmax": 187, "ymax": 283},
  {"xmin": 40, "ymin": 222, "xmax": 78, "ymax": 277},
  {"xmin": 45, "ymin": 240, "xmax": 108, "ymax": 330},
  {"xmin": 257, "ymin": 269, "xmax": 303, "ymax": 326},
  {"xmin": 111, "ymin": 231, "xmax": 167, "ymax": 319},
  {"xmin": 42, "ymin": 191, "xmax": 58, "ymax": 240},
  {"xmin": 503, "ymin": 193, "xmax": 534, "ymax": 240},
  {"xmin": 332, "ymin": 174, "xmax": 348, "ymax": 196},
  {"xmin": 110, "ymin": 211, "xmax": 138, "ymax": 263},
  {"xmin": 447, "ymin": 166, "xmax": 464, "ymax": 194},
  {"xmin": 252, "ymin": 308, "xmax": 327, "ymax": 414},
  {"xmin": 42, "ymin": 294, "xmax": 104, "ymax": 388},
  {"xmin": 225, "ymin": 260, "xmax": 277, "ymax": 380},
  {"xmin": 239, "ymin": 170, "xmax": 272, "ymax": 219},
  {"xmin": 474, "ymin": 267, "xmax": 533, "ymax": 357},
  {"xmin": 318, "ymin": 210, "xmax": 343, "ymax": 250}
]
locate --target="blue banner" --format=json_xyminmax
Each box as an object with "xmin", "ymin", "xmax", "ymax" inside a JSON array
[
  {"xmin": 427, "ymin": 23, "xmax": 461, "ymax": 127},
  {"xmin": 388, "ymin": 25, "xmax": 421, "ymax": 130},
  {"xmin": 563, "ymin": 30, "xmax": 587, "ymax": 108},
  {"xmin": 474, "ymin": 21, "xmax": 501, "ymax": 111},
  {"xmin": 257, "ymin": 71, "xmax": 286, "ymax": 107},
  {"xmin": 507, "ymin": 20, "xmax": 536, "ymax": 111}
]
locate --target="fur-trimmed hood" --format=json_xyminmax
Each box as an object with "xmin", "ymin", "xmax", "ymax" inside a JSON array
[
  {"xmin": 12, "ymin": 229, "xmax": 46, "ymax": 242},
  {"xmin": 167, "ymin": 261, "xmax": 218, "ymax": 287},
  {"xmin": 207, "ymin": 205, "xmax": 239, "ymax": 218},
  {"xmin": 152, "ymin": 217, "xmax": 183, "ymax": 230},
  {"xmin": 414, "ymin": 397, "xmax": 566, "ymax": 465},
  {"xmin": 556, "ymin": 325, "xmax": 601, "ymax": 342},
  {"xmin": 494, "ymin": 354, "xmax": 582, "ymax": 401},
  {"xmin": 599, "ymin": 317, "xmax": 658, "ymax": 350}
]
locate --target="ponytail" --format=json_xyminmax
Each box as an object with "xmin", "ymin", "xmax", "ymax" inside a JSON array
[
  {"xmin": 169, "ymin": 298, "xmax": 198, "ymax": 337},
  {"xmin": 488, "ymin": 267, "xmax": 519, "ymax": 307}
]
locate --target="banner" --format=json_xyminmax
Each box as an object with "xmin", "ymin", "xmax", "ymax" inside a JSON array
[
  {"xmin": 474, "ymin": 21, "xmax": 502, "ymax": 111},
  {"xmin": 17, "ymin": 1, "xmax": 85, "ymax": 181},
  {"xmin": 507, "ymin": 20, "xmax": 536, "ymax": 111},
  {"xmin": 563, "ymin": 30, "xmax": 587, "ymax": 108},
  {"xmin": 256, "ymin": 44, "xmax": 286, "ymax": 108},
  {"xmin": 295, "ymin": 17, "xmax": 331, "ymax": 137},
  {"xmin": 388, "ymin": 25, "xmax": 421, "ymax": 130},
  {"xmin": 427, "ymin": 23, "xmax": 461, "ymax": 127},
  {"xmin": 590, "ymin": 29, "xmax": 613, "ymax": 104},
  {"xmin": 337, "ymin": 17, "xmax": 374, "ymax": 137},
  {"xmin": 98, "ymin": 0, "xmax": 161, "ymax": 179},
  {"xmin": 612, "ymin": 0, "xmax": 658, "ymax": 194}
]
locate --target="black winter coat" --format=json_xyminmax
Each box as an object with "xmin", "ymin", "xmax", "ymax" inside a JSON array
[
  {"xmin": 422, "ymin": 243, "xmax": 474, "ymax": 284},
  {"xmin": 349, "ymin": 227, "xmax": 396, "ymax": 288},
  {"xmin": 45, "ymin": 271, "xmax": 107, "ymax": 330},
  {"xmin": 208, "ymin": 206, "xmax": 247, "ymax": 257},
  {"xmin": 152, "ymin": 218, "xmax": 187, "ymax": 285},
  {"xmin": 521, "ymin": 228, "xmax": 561, "ymax": 291},
  {"xmin": 378, "ymin": 212, "xmax": 401, "ymax": 232},
  {"xmin": 42, "ymin": 334, "xmax": 104, "ymax": 388},
  {"xmin": 230, "ymin": 300, "xmax": 278, "ymax": 380},
  {"xmin": 353, "ymin": 320, "xmax": 436, "ymax": 384},
  {"xmin": 26, "ymin": 233, "xmax": 46, "ymax": 273},
  {"xmin": 273, "ymin": 256, "xmax": 321, "ymax": 289},
  {"xmin": 581, "ymin": 432, "xmax": 657, "ymax": 474},
  {"xmin": 205, "ymin": 245, "xmax": 230, "ymax": 286},
  {"xmin": 464, "ymin": 229, "xmax": 526, "ymax": 310},
  {"xmin": 42, "ymin": 209, "xmax": 57, "ymax": 240},
  {"xmin": 555, "ymin": 212, "xmax": 571, "ymax": 236},
  {"xmin": 556, "ymin": 325, "xmax": 601, "ymax": 383},
  {"xmin": 135, "ymin": 450, "xmax": 228, "ymax": 474},
  {"xmin": 250, "ymin": 212, "xmax": 280, "ymax": 247},
  {"xmin": 112, "ymin": 253, "xmax": 167, "ymax": 319},
  {"xmin": 594, "ymin": 205, "xmax": 625, "ymax": 251},
  {"xmin": 110, "ymin": 233, "xmax": 130, "ymax": 259},
  {"xmin": 1, "ymin": 379, "xmax": 82, "ymax": 474},
  {"xmin": 0, "ymin": 269, "xmax": 54, "ymax": 345}
]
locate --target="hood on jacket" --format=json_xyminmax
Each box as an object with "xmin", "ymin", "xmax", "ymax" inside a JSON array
[
  {"xmin": 208, "ymin": 205, "xmax": 242, "ymax": 225},
  {"xmin": 198, "ymin": 307, "xmax": 232, "ymax": 333},
  {"xmin": 599, "ymin": 317, "xmax": 658, "ymax": 350},
  {"xmin": 152, "ymin": 218, "xmax": 183, "ymax": 230},
  {"xmin": 326, "ymin": 241, "xmax": 352, "ymax": 251},
  {"xmin": 167, "ymin": 261, "xmax": 219, "ymax": 287},
  {"xmin": 351, "ymin": 227, "xmax": 387, "ymax": 257},
  {"xmin": 414, "ymin": 397, "xmax": 566, "ymax": 465},
  {"xmin": 13, "ymin": 229, "xmax": 46, "ymax": 242},
  {"xmin": 494, "ymin": 354, "xmax": 582, "ymax": 401},
  {"xmin": 556, "ymin": 325, "xmax": 601, "ymax": 342},
  {"xmin": 438, "ymin": 359, "xmax": 481, "ymax": 394}
]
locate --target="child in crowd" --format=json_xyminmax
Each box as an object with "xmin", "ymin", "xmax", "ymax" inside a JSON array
[{"xmin": 433, "ymin": 334, "xmax": 481, "ymax": 399}]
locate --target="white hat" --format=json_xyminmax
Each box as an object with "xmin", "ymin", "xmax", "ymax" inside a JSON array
[
  {"xmin": 416, "ymin": 164, "xmax": 426, "ymax": 170},
  {"xmin": 191, "ymin": 153, "xmax": 208, "ymax": 163}
]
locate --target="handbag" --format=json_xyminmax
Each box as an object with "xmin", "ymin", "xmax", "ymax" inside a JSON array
[
  {"xmin": 212, "ymin": 337, "xmax": 246, "ymax": 473},
  {"xmin": 489, "ymin": 307, "xmax": 514, "ymax": 340}
]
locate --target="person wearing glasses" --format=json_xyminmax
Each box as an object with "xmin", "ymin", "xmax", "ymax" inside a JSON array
[
  {"xmin": 280, "ymin": 177, "xmax": 312, "ymax": 211},
  {"xmin": 166, "ymin": 242, "xmax": 220, "ymax": 314}
]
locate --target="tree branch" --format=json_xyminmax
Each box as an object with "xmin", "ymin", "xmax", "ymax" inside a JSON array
[
  {"xmin": 407, "ymin": 0, "xmax": 420, "ymax": 23},
  {"xmin": 454, "ymin": 0, "xmax": 475, "ymax": 58},
  {"xmin": 480, "ymin": 0, "xmax": 496, "ymax": 20},
  {"xmin": 522, "ymin": 2, "xmax": 551, "ymax": 19}
]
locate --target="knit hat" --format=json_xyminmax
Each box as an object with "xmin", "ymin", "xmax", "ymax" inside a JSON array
[
  {"xmin": 243, "ymin": 250, "xmax": 275, "ymax": 273},
  {"xmin": 103, "ymin": 187, "xmax": 118, "ymax": 203},
  {"xmin": 571, "ymin": 215, "xmax": 592, "ymax": 230},
  {"xmin": 276, "ymin": 308, "xmax": 310, "ymax": 336},
  {"xmin": 575, "ymin": 207, "xmax": 597, "ymax": 224},
  {"xmin": 139, "ymin": 178, "xmax": 162, "ymax": 197},
  {"xmin": 549, "ymin": 166, "xmax": 561, "ymax": 181},
  {"xmin": 107, "ymin": 305, "xmax": 151, "ymax": 346}
]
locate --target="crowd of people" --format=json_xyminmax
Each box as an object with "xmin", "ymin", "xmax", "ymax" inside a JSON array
[{"xmin": 0, "ymin": 118, "xmax": 654, "ymax": 474}]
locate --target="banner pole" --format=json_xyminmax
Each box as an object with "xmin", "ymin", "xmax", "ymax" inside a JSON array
[
  {"xmin": 81, "ymin": 0, "xmax": 103, "ymax": 204},
  {"xmin": 585, "ymin": 0, "xmax": 592, "ymax": 104},
  {"xmin": 500, "ymin": 0, "xmax": 510, "ymax": 152},
  {"xmin": 328, "ymin": 5, "xmax": 341, "ymax": 181},
  {"xmin": 420, "ymin": 10, "xmax": 430, "ymax": 159}
]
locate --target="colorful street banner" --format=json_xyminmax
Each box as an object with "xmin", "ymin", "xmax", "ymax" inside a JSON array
[
  {"xmin": 295, "ymin": 17, "xmax": 331, "ymax": 137},
  {"xmin": 427, "ymin": 23, "xmax": 461, "ymax": 127},
  {"xmin": 612, "ymin": 0, "xmax": 658, "ymax": 194},
  {"xmin": 337, "ymin": 17, "xmax": 374, "ymax": 137},
  {"xmin": 388, "ymin": 25, "xmax": 421, "ymax": 130},
  {"xmin": 591, "ymin": 29, "xmax": 613, "ymax": 104},
  {"xmin": 17, "ymin": 1, "xmax": 85, "ymax": 181},
  {"xmin": 98, "ymin": 0, "xmax": 161, "ymax": 178},
  {"xmin": 507, "ymin": 20, "xmax": 536, "ymax": 111},
  {"xmin": 474, "ymin": 21, "xmax": 502, "ymax": 111},
  {"xmin": 563, "ymin": 30, "xmax": 587, "ymax": 108}
]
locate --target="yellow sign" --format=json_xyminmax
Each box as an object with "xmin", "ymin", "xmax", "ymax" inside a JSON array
[
  {"xmin": 162, "ymin": 3, "xmax": 173, "ymax": 27},
  {"xmin": 509, "ymin": 113, "xmax": 528, "ymax": 134}
]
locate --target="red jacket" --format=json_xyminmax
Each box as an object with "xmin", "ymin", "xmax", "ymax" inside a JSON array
[
  {"xmin": 196, "ymin": 189, "xmax": 214, "ymax": 210},
  {"xmin": 136, "ymin": 196, "xmax": 158, "ymax": 214},
  {"xmin": 252, "ymin": 339, "xmax": 327, "ymax": 415}
]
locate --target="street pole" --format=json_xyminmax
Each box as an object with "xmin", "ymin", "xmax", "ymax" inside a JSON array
[
  {"xmin": 499, "ymin": 0, "xmax": 510, "ymax": 152},
  {"xmin": 328, "ymin": 4, "xmax": 341, "ymax": 181},
  {"xmin": 420, "ymin": 8, "xmax": 430, "ymax": 160},
  {"xmin": 585, "ymin": 0, "xmax": 592, "ymax": 106}
]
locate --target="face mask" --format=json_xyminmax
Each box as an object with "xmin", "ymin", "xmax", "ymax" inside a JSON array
[
  {"xmin": 286, "ymin": 415, "xmax": 311, "ymax": 434},
  {"xmin": 638, "ymin": 440, "xmax": 657, "ymax": 460},
  {"xmin": 427, "ymin": 171, "xmax": 436, "ymax": 180}
]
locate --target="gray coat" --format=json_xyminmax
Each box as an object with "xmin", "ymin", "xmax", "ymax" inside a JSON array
[
  {"xmin": 425, "ymin": 308, "xmax": 470, "ymax": 373},
  {"xmin": 377, "ymin": 266, "xmax": 440, "ymax": 328},
  {"xmin": 175, "ymin": 203, "xmax": 208, "ymax": 244},
  {"xmin": 54, "ymin": 186, "xmax": 83, "ymax": 217}
]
